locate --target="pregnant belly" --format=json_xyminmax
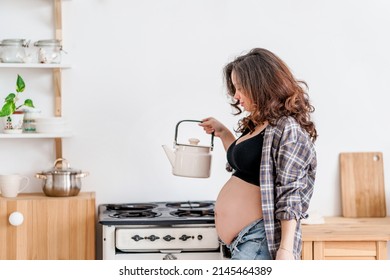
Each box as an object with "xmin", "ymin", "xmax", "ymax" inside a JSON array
[{"xmin": 215, "ymin": 176, "xmax": 263, "ymax": 245}]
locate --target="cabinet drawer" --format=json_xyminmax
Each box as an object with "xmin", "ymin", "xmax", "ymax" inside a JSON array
[{"xmin": 314, "ymin": 241, "xmax": 377, "ymax": 260}]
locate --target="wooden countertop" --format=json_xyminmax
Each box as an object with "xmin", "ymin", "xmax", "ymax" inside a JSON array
[
  {"xmin": 0, "ymin": 192, "xmax": 95, "ymax": 201},
  {"xmin": 302, "ymin": 216, "xmax": 390, "ymax": 241}
]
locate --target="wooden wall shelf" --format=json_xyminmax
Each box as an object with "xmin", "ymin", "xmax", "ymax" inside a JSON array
[{"xmin": 0, "ymin": 63, "xmax": 71, "ymax": 69}]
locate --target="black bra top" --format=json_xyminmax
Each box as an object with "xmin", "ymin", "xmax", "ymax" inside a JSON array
[{"xmin": 226, "ymin": 129, "xmax": 265, "ymax": 186}]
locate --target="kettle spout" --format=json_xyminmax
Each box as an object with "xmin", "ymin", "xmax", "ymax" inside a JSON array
[{"xmin": 162, "ymin": 145, "xmax": 175, "ymax": 167}]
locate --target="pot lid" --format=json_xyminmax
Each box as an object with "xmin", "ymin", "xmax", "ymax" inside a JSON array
[{"xmin": 40, "ymin": 158, "xmax": 83, "ymax": 175}]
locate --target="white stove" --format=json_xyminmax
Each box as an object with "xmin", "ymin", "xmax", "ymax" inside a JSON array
[{"xmin": 99, "ymin": 201, "xmax": 223, "ymax": 260}]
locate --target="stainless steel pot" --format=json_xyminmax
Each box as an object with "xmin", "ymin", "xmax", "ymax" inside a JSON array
[{"xmin": 36, "ymin": 158, "xmax": 89, "ymax": 197}]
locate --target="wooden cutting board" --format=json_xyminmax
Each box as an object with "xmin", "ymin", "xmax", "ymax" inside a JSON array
[{"xmin": 339, "ymin": 152, "xmax": 387, "ymax": 217}]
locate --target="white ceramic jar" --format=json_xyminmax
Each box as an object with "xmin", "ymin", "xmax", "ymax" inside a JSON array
[{"xmin": 22, "ymin": 107, "xmax": 41, "ymax": 133}]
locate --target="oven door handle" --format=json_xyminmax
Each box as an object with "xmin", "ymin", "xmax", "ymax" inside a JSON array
[
  {"xmin": 161, "ymin": 250, "xmax": 182, "ymax": 260},
  {"xmin": 161, "ymin": 251, "xmax": 181, "ymax": 260},
  {"xmin": 160, "ymin": 250, "xmax": 182, "ymax": 254}
]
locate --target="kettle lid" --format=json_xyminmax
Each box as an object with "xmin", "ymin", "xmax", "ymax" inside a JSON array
[
  {"xmin": 188, "ymin": 138, "xmax": 200, "ymax": 145},
  {"xmin": 175, "ymin": 138, "xmax": 212, "ymax": 150}
]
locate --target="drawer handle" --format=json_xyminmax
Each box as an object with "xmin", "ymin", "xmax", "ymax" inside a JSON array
[{"xmin": 9, "ymin": 211, "xmax": 24, "ymax": 226}]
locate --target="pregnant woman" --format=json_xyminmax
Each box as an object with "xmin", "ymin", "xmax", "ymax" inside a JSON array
[{"xmin": 199, "ymin": 48, "xmax": 317, "ymax": 260}]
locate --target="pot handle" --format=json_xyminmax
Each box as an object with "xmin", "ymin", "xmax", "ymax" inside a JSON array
[
  {"xmin": 174, "ymin": 120, "xmax": 214, "ymax": 150},
  {"xmin": 36, "ymin": 173, "xmax": 47, "ymax": 179},
  {"xmin": 75, "ymin": 172, "xmax": 89, "ymax": 178},
  {"xmin": 54, "ymin": 158, "xmax": 70, "ymax": 169}
]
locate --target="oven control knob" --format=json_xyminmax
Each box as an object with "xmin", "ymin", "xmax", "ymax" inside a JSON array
[
  {"xmin": 179, "ymin": 234, "xmax": 192, "ymax": 241},
  {"xmin": 131, "ymin": 235, "xmax": 144, "ymax": 242},
  {"xmin": 147, "ymin": 235, "xmax": 160, "ymax": 241},
  {"xmin": 163, "ymin": 235, "xmax": 176, "ymax": 241}
]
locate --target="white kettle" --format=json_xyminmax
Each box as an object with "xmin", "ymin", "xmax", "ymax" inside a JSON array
[{"xmin": 162, "ymin": 120, "xmax": 214, "ymax": 178}]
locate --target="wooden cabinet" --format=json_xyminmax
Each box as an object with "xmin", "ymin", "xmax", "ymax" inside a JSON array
[
  {"xmin": 0, "ymin": 192, "xmax": 95, "ymax": 260},
  {"xmin": 302, "ymin": 217, "xmax": 390, "ymax": 260}
]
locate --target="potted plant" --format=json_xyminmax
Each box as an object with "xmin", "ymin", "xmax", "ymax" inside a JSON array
[{"xmin": 0, "ymin": 74, "xmax": 34, "ymax": 133}]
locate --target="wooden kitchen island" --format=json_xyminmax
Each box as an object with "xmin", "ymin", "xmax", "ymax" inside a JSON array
[{"xmin": 301, "ymin": 216, "xmax": 390, "ymax": 260}]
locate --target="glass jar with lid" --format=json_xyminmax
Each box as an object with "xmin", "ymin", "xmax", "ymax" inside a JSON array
[
  {"xmin": 0, "ymin": 39, "xmax": 29, "ymax": 63},
  {"xmin": 34, "ymin": 39, "xmax": 63, "ymax": 64}
]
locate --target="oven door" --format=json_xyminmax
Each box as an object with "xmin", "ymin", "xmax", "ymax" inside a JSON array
[{"xmin": 102, "ymin": 225, "xmax": 223, "ymax": 260}]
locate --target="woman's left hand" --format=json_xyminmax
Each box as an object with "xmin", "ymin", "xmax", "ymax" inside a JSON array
[{"xmin": 275, "ymin": 248, "xmax": 295, "ymax": 260}]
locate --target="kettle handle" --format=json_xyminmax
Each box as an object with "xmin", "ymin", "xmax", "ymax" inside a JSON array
[{"xmin": 174, "ymin": 120, "xmax": 214, "ymax": 150}]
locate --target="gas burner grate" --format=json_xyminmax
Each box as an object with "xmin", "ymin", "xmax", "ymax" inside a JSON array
[
  {"xmin": 106, "ymin": 203, "xmax": 157, "ymax": 212},
  {"xmin": 170, "ymin": 209, "xmax": 215, "ymax": 218},
  {"xmin": 166, "ymin": 201, "xmax": 214, "ymax": 209},
  {"xmin": 109, "ymin": 210, "xmax": 161, "ymax": 219}
]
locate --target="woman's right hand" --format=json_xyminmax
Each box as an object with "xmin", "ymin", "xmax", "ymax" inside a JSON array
[
  {"xmin": 198, "ymin": 117, "xmax": 227, "ymax": 138},
  {"xmin": 199, "ymin": 117, "xmax": 236, "ymax": 151}
]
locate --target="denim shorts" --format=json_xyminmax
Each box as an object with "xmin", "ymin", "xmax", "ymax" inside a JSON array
[{"xmin": 223, "ymin": 218, "xmax": 272, "ymax": 260}]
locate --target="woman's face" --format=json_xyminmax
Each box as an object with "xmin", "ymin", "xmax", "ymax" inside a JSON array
[{"xmin": 231, "ymin": 70, "xmax": 253, "ymax": 112}]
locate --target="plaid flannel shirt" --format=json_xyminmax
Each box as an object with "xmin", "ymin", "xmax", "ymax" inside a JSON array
[{"xmin": 260, "ymin": 116, "xmax": 317, "ymax": 259}]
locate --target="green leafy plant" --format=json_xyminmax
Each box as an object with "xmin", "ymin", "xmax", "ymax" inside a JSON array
[{"xmin": 0, "ymin": 74, "xmax": 34, "ymax": 117}]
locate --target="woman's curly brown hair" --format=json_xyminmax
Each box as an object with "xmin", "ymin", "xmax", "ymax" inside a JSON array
[{"xmin": 224, "ymin": 48, "xmax": 317, "ymax": 142}]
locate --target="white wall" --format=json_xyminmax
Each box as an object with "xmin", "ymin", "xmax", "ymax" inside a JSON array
[{"xmin": 1, "ymin": 0, "xmax": 390, "ymax": 258}]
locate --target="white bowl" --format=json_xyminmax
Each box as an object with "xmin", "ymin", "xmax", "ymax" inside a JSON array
[
  {"xmin": 35, "ymin": 117, "xmax": 66, "ymax": 124},
  {"xmin": 35, "ymin": 117, "xmax": 68, "ymax": 133}
]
